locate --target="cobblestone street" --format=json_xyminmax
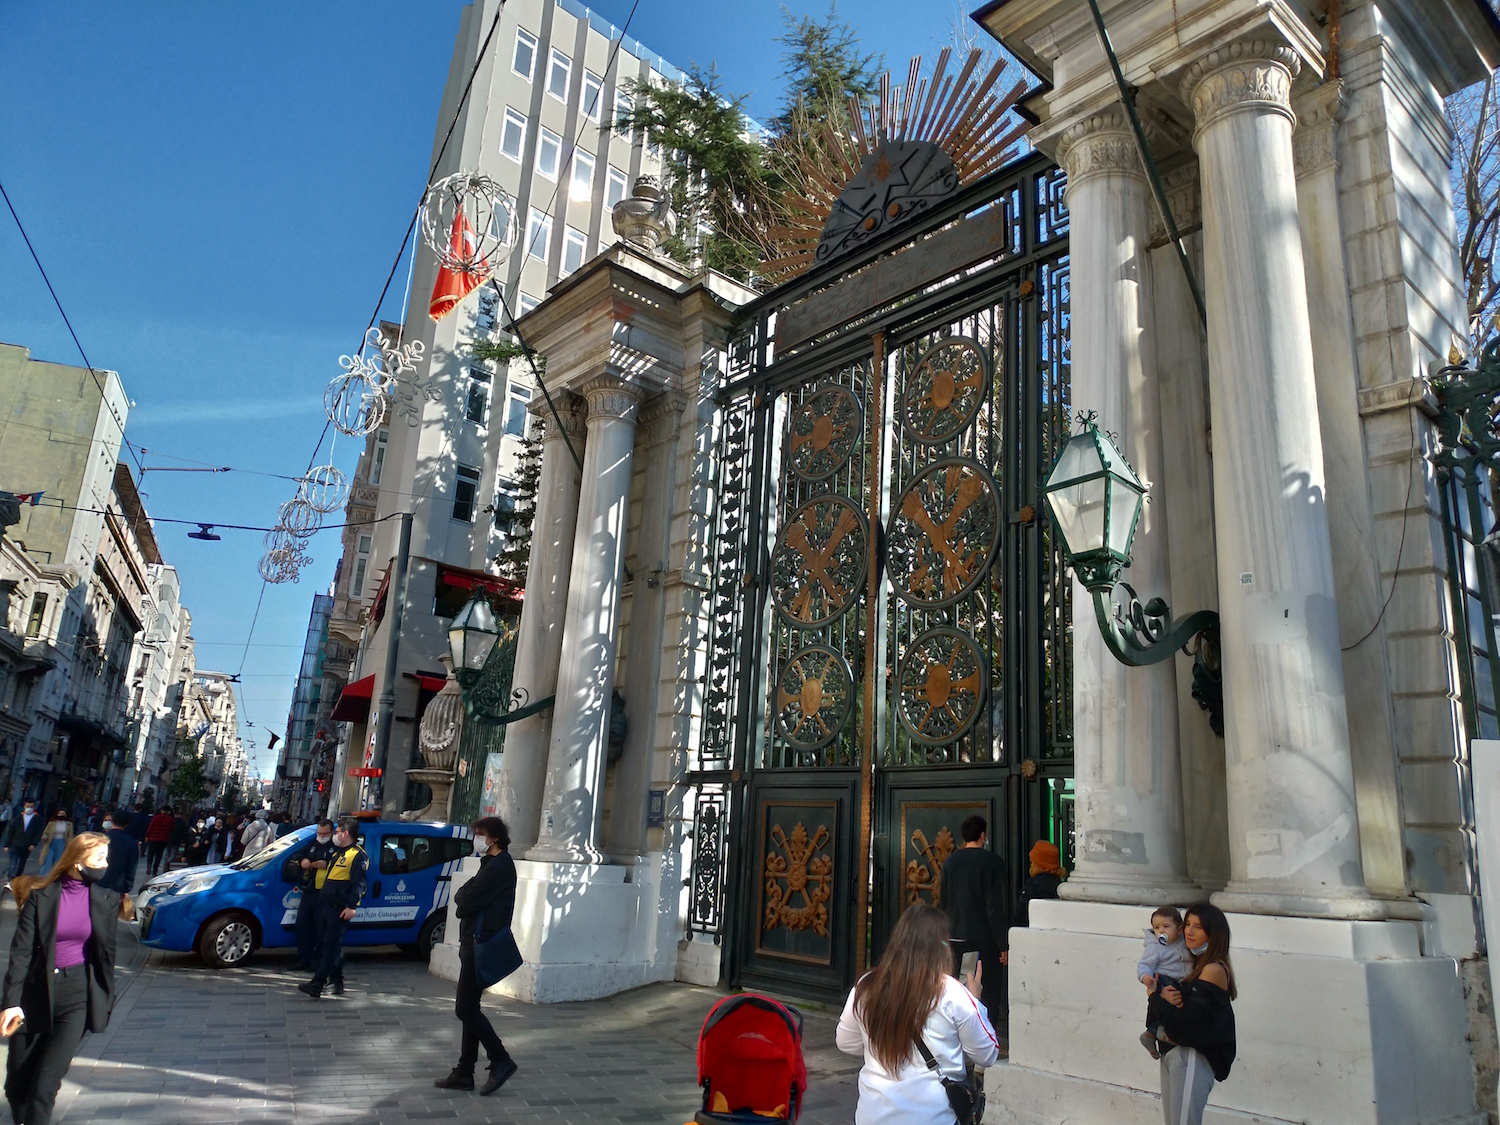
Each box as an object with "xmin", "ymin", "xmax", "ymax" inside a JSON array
[{"xmin": 0, "ymin": 897, "xmax": 862, "ymax": 1125}]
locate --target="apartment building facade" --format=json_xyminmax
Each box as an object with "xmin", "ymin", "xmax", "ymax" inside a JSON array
[{"xmin": 323, "ymin": 0, "xmax": 681, "ymax": 815}]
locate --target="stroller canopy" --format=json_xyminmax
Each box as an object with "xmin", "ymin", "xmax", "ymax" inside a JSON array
[{"xmin": 696, "ymin": 994, "xmax": 808, "ymax": 1122}]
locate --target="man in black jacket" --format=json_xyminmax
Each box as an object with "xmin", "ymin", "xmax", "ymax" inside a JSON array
[
  {"xmin": 434, "ymin": 816, "xmax": 519, "ymax": 1097},
  {"xmin": 938, "ymin": 815, "xmax": 1008, "ymax": 1024},
  {"xmin": 2, "ymin": 800, "xmax": 43, "ymax": 882},
  {"xmin": 100, "ymin": 810, "xmax": 140, "ymax": 894},
  {"xmin": 298, "ymin": 818, "xmax": 366, "ymax": 999},
  {"xmin": 294, "ymin": 819, "xmax": 336, "ymax": 971}
]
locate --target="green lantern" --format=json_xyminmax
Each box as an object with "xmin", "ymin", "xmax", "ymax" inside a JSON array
[
  {"xmin": 1042, "ymin": 419, "xmax": 1145, "ymax": 591},
  {"xmin": 447, "ymin": 591, "xmax": 501, "ymax": 686}
]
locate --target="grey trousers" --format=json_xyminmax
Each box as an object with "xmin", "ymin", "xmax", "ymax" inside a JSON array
[{"xmin": 1160, "ymin": 1046, "xmax": 1215, "ymax": 1125}]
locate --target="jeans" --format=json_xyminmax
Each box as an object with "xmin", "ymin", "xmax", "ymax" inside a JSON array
[
  {"xmin": 295, "ymin": 888, "xmax": 321, "ymax": 966},
  {"xmin": 5, "ymin": 964, "xmax": 89, "ymax": 1125},
  {"xmin": 455, "ymin": 946, "xmax": 508, "ymax": 1072},
  {"xmin": 7, "ymin": 847, "xmax": 30, "ymax": 880},
  {"xmin": 1160, "ymin": 1046, "xmax": 1216, "ymax": 1125},
  {"xmin": 145, "ymin": 841, "xmax": 168, "ymax": 876},
  {"xmin": 39, "ymin": 840, "xmax": 65, "ymax": 876}
]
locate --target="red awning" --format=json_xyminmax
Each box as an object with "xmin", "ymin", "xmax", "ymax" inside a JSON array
[
  {"xmin": 404, "ymin": 672, "xmax": 449, "ymax": 693},
  {"xmin": 438, "ymin": 565, "xmax": 523, "ymax": 605},
  {"xmin": 330, "ymin": 675, "xmax": 376, "ymax": 723}
]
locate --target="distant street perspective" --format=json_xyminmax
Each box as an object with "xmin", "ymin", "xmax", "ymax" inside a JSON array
[{"xmin": 6, "ymin": 1, "xmax": 1500, "ymax": 1124}]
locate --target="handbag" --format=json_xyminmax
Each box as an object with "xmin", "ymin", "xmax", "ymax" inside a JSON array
[
  {"xmin": 471, "ymin": 921, "xmax": 522, "ymax": 988},
  {"xmin": 914, "ymin": 1036, "xmax": 985, "ymax": 1125}
]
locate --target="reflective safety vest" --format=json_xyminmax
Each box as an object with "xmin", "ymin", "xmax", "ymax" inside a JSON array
[{"xmin": 325, "ymin": 845, "xmax": 365, "ymax": 885}]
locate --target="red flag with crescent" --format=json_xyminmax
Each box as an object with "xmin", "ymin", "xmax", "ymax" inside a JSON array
[{"xmin": 429, "ymin": 210, "xmax": 491, "ymax": 320}]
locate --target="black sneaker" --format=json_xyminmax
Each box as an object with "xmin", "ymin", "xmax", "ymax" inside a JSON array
[
  {"xmin": 297, "ymin": 981, "xmax": 322, "ymax": 1000},
  {"xmin": 480, "ymin": 1057, "xmax": 518, "ymax": 1096},
  {"xmin": 331, "ymin": 982, "xmax": 345, "ymax": 997},
  {"xmin": 434, "ymin": 1068, "xmax": 475, "ymax": 1091}
]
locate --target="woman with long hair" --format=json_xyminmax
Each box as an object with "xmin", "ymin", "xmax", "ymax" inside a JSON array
[
  {"xmin": 434, "ymin": 816, "xmax": 521, "ymax": 1098},
  {"xmin": 35, "ymin": 812, "xmax": 71, "ymax": 877},
  {"xmin": 1153, "ymin": 903, "xmax": 1237, "ymax": 1124},
  {"xmin": 0, "ymin": 832, "xmax": 132, "ymax": 1124},
  {"xmin": 836, "ymin": 903, "xmax": 999, "ymax": 1124}
]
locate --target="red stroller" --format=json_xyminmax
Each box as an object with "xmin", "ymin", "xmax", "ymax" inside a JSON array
[{"xmin": 691, "ymin": 993, "xmax": 808, "ymax": 1122}]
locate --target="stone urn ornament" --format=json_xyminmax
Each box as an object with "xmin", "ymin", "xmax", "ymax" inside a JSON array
[
  {"xmin": 400, "ymin": 654, "xmax": 463, "ymax": 822},
  {"xmin": 611, "ymin": 175, "xmax": 677, "ymax": 253}
]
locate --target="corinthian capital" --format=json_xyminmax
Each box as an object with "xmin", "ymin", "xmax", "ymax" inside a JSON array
[
  {"xmin": 1181, "ymin": 40, "xmax": 1300, "ymax": 135},
  {"xmin": 531, "ymin": 390, "xmax": 588, "ymax": 443},
  {"xmin": 581, "ymin": 375, "xmax": 642, "ymax": 425},
  {"xmin": 1292, "ymin": 81, "xmax": 1345, "ymax": 180},
  {"xmin": 1056, "ymin": 110, "xmax": 1145, "ymax": 192}
]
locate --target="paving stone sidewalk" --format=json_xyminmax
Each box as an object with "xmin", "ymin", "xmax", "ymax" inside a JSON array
[{"xmin": 0, "ymin": 895, "xmax": 862, "ymax": 1125}]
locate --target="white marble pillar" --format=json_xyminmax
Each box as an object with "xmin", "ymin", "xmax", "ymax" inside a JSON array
[
  {"xmin": 527, "ymin": 375, "xmax": 642, "ymax": 863},
  {"xmin": 1053, "ymin": 111, "xmax": 1199, "ymax": 904},
  {"xmin": 493, "ymin": 392, "xmax": 586, "ymax": 850},
  {"xmin": 1184, "ymin": 40, "xmax": 1381, "ymax": 918}
]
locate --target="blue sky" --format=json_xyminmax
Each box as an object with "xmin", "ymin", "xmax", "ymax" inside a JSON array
[{"xmin": 0, "ymin": 1, "xmax": 997, "ymax": 781}]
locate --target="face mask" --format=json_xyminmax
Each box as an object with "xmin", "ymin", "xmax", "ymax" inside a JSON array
[
  {"xmin": 473, "ymin": 836, "xmax": 488, "ymax": 854},
  {"xmin": 1190, "ymin": 941, "xmax": 1209, "ymax": 956},
  {"xmin": 196, "ymin": 821, "xmax": 205, "ymax": 830},
  {"xmin": 316, "ymin": 834, "xmax": 331, "ymax": 845},
  {"xmin": 78, "ymin": 865, "xmax": 107, "ymax": 885}
]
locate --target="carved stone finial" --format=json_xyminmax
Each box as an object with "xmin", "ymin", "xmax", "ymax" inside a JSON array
[{"xmin": 611, "ymin": 176, "xmax": 677, "ymax": 253}]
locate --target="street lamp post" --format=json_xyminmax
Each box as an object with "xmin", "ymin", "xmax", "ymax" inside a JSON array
[
  {"xmin": 446, "ymin": 591, "xmax": 552, "ymax": 726},
  {"xmin": 1042, "ymin": 413, "xmax": 1224, "ymax": 732}
]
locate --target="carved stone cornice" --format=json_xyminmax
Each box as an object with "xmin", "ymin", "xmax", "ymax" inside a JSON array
[
  {"xmin": 530, "ymin": 390, "xmax": 587, "ymax": 443},
  {"xmin": 581, "ymin": 375, "xmax": 642, "ymax": 426},
  {"xmin": 1182, "ymin": 40, "xmax": 1299, "ymax": 136},
  {"xmin": 1056, "ymin": 110, "xmax": 1146, "ymax": 191},
  {"xmin": 638, "ymin": 391, "xmax": 688, "ymax": 446},
  {"xmin": 1292, "ymin": 81, "xmax": 1345, "ymax": 180}
]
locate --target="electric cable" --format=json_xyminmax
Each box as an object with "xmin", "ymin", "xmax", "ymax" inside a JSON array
[{"xmin": 1342, "ymin": 396, "xmax": 1417, "ymax": 651}]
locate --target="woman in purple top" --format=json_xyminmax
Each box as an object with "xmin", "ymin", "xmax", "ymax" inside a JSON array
[{"xmin": 0, "ymin": 832, "xmax": 129, "ymax": 1125}]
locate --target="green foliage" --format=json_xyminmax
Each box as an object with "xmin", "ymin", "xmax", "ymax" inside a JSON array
[
  {"xmin": 773, "ymin": 2, "xmax": 883, "ymax": 136},
  {"xmin": 472, "ymin": 337, "xmax": 544, "ymax": 374},
  {"xmin": 494, "ymin": 418, "xmax": 543, "ymax": 582},
  {"xmin": 168, "ymin": 751, "xmax": 210, "ymax": 807}
]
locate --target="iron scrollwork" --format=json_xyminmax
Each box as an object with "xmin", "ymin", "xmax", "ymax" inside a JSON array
[
  {"xmin": 771, "ymin": 495, "xmax": 868, "ymax": 626},
  {"xmin": 897, "ymin": 627, "xmax": 987, "ymax": 744},
  {"xmin": 787, "ymin": 385, "xmax": 863, "ymax": 481},
  {"xmin": 1092, "ymin": 583, "xmax": 1223, "ymax": 735},
  {"xmin": 763, "ymin": 822, "xmax": 833, "ymax": 936},
  {"xmin": 886, "ymin": 458, "xmax": 1001, "ymax": 607},
  {"xmin": 900, "ymin": 338, "xmax": 987, "ymax": 444},
  {"xmin": 775, "ymin": 645, "xmax": 855, "ymax": 751}
]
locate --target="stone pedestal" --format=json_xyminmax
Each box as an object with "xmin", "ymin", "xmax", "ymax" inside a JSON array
[
  {"xmin": 1053, "ymin": 110, "xmax": 1198, "ymax": 904},
  {"xmin": 400, "ymin": 767, "xmax": 456, "ymax": 823},
  {"xmin": 989, "ymin": 900, "xmax": 1481, "ymax": 1125},
  {"xmin": 528, "ymin": 377, "xmax": 642, "ymax": 864},
  {"xmin": 1185, "ymin": 40, "xmax": 1379, "ymax": 919},
  {"xmin": 494, "ymin": 393, "xmax": 586, "ymax": 852}
]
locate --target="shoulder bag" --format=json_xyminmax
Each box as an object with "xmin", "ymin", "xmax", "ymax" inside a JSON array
[
  {"xmin": 915, "ymin": 1036, "xmax": 985, "ymax": 1125},
  {"xmin": 472, "ymin": 921, "xmax": 522, "ymax": 988}
]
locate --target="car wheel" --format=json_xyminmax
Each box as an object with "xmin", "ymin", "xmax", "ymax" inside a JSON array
[
  {"xmin": 198, "ymin": 913, "xmax": 256, "ymax": 969},
  {"xmin": 417, "ymin": 910, "xmax": 446, "ymax": 960}
]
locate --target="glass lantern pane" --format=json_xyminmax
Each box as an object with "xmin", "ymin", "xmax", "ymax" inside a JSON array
[
  {"xmin": 1048, "ymin": 477, "xmax": 1107, "ymax": 559},
  {"xmin": 1106, "ymin": 481, "xmax": 1143, "ymax": 558},
  {"xmin": 1047, "ymin": 433, "xmax": 1104, "ymax": 485}
]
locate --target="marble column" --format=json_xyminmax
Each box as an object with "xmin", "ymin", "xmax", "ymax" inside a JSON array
[
  {"xmin": 1183, "ymin": 40, "xmax": 1381, "ymax": 918},
  {"xmin": 494, "ymin": 392, "xmax": 586, "ymax": 851},
  {"xmin": 603, "ymin": 393, "xmax": 685, "ymax": 861},
  {"xmin": 527, "ymin": 375, "xmax": 642, "ymax": 863},
  {"xmin": 1292, "ymin": 82, "xmax": 1409, "ymax": 900},
  {"xmin": 1053, "ymin": 111, "xmax": 1199, "ymax": 904}
]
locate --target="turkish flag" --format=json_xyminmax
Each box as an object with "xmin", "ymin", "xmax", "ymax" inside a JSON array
[{"xmin": 429, "ymin": 210, "xmax": 492, "ymax": 320}]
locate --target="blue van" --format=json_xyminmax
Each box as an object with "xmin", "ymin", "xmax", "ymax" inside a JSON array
[{"xmin": 137, "ymin": 821, "xmax": 473, "ymax": 969}]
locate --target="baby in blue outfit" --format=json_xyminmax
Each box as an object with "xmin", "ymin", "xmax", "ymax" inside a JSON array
[{"xmin": 1137, "ymin": 905, "xmax": 1194, "ymax": 1058}]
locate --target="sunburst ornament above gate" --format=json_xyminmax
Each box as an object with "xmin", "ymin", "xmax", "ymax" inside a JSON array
[{"xmin": 764, "ymin": 48, "xmax": 1030, "ymax": 282}]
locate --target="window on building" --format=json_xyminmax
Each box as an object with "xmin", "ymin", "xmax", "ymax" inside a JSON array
[
  {"xmin": 452, "ymin": 465, "xmax": 481, "ymax": 523},
  {"xmin": 535, "ymin": 127, "xmax": 561, "ymax": 179},
  {"xmin": 500, "ymin": 107, "xmax": 527, "ymax": 161},
  {"xmin": 517, "ymin": 293, "xmax": 540, "ymax": 316},
  {"xmin": 24, "ymin": 594, "xmax": 45, "ymax": 639},
  {"xmin": 547, "ymin": 48, "xmax": 571, "ymax": 101},
  {"xmin": 370, "ymin": 429, "xmax": 388, "ymax": 485},
  {"xmin": 513, "ymin": 28, "xmax": 537, "ymax": 80},
  {"xmin": 465, "ymin": 367, "xmax": 490, "ymax": 424},
  {"xmin": 476, "ymin": 288, "xmax": 499, "ymax": 334},
  {"xmin": 506, "ymin": 384, "xmax": 532, "ymax": 437},
  {"xmin": 615, "ymin": 89, "xmax": 634, "ymax": 141},
  {"xmin": 571, "ymin": 150, "xmax": 594, "ymax": 202},
  {"xmin": 351, "ymin": 557, "xmax": 368, "ymax": 598},
  {"xmin": 606, "ymin": 166, "xmax": 628, "ymax": 208},
  {"xmin": 582, "ymin": 71, "xmax": 603, "ymax": 121},
  {"xmin": 493, "ymin": 478, "xmax": 520, "ymax": 532},
  {"xmin": 526, "ymin": 209, "xmax": 552, "ymax": 261},
  {"xmin": 562, "ymin": 227, "xmax": 588, "ymax": 276},
  {"xmin": 358, "ymin": 534, "xmax": 372, "ymax": 555}
]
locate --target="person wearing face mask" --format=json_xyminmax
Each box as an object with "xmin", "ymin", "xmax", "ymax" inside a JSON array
[
  {"xmin": 297, "ymin": 818, "xmax": 366, "ymax": 999},
  {"xmin": 0, "ymin": 832, "xmax": 132, "ymax": 1125},
  {"xmin": 2, "ymin": 800, "xmax": 43, "ymax": 886},
  {"xmin": 294, "ymin": 819, "xmax": 337, "ymax": 972},
  {"xmin": 1152, "ymin": 903, "xmax": 1238, "ymax": 1124},
  {"xmin": 434, "ymin": 816, "xmax": 519, "ymax": 1096}
]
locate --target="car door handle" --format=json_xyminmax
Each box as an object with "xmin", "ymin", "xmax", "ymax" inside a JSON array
[{"xmin": 372, "ymin": 881, "xmax": 382, "ymax": 898}]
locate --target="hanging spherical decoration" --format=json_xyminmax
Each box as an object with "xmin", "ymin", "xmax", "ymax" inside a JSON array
[
  {"xmin": 301, "ymin": 464, "xmax": 349, "ymax": 514},
  {"xmin": 264, "ymin": 524, "xmax": 300, "ymax": 555},
  {"xmin": 278, "ymin": 496, "xmax": 322, "ymax": 539},
  {"xmin": 258, "ymin": 542, "xmax": 309, "ymax": 585},
  {"xmin": 324, "ymin": 363, "xmax": 388, "ymax": 437},
  {"xmin": 421, "ymin": 170, "xmax": 517, "ymax": 277}
]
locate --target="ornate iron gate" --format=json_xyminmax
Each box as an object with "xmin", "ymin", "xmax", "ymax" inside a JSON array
[{"xmin": 687, "ymin": 151, "xmax": 1073, "ymax": 1004}]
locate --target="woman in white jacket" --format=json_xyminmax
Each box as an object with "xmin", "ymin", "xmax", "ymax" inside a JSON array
[{"xmin": 836, "ymin": 903, "xmax": 999, "ymax": 1125}]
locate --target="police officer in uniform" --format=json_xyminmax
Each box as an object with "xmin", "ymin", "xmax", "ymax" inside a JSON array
[
  {"xmin": 294, "ymin": 819, "xmax": 336, "ymax": 971},
  {"xmin": 297, "ymin": 818, "xmax": 366, "ymax": 999}
]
